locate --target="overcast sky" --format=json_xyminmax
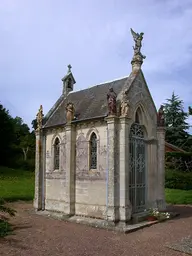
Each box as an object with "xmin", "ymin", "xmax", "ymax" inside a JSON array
[{"xmin": 0, "ymin": 0, "xmax": 192, "ymax": 131}]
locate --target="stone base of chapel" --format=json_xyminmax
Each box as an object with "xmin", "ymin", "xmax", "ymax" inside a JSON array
[{"xmin": 35, "ymin": 207, "xmax": 173, "ymax": 234}]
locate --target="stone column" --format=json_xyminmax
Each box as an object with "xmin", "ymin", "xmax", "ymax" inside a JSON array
[
  {"xmin": 156, "ymin": 127, "xmax": 166, "ymax": 210},
  {"xmin": 146, "ymin": 138, "xmax": 158, "ymax": 208},
  {"xmin": 65, "ymin": 124, "xmax": 76, "ymax": 215},
  {"xmin": 105, "ymin": 116, "xmax": 118, "ymax": 222},
  {"xmin": 34, "ymin": 129, "xmax": 43, "ymax": 210},
  {"xmin": 119, "ymin": 117, "xmax": 132, "ymax": 222}
]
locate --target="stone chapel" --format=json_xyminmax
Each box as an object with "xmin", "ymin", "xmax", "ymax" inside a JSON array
[{"xmin": 34, "ymin": 29, "xmax": 166, "ymax": 225}]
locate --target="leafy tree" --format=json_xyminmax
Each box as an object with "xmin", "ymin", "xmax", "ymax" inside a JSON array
[
  {"xmin": 0, "ymin": 104, "xmax": 15, "ymax": 165},
  {"xmin": 164, "ymin": 92, "xmax": 190, "ymax": 150},
  {"xmin": 31, "ymin": 118, "xmax": 37, "ymax": 130},
  {"xmin": 189, "ymin": 106, "xmax": 192, "ymax": 115},
  {"xmin": 11, "ymin": 117, "xmax": 35, "ymax": 161},
  {"xmin": 19, "ymin": 133, "xmax": 35, "ymax": 161},
  {"xmin": 0, "ymin": 103, "xmax": 35, "ymax": 168}
]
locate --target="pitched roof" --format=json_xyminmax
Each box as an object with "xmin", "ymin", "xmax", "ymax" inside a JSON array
[
  {"xmin": 165, "ymin": 142, "xmax": 186, "ymax": 153},
  {"xmin": 43, "ymin": 73, "xmax": 138, "ymax": 128}
]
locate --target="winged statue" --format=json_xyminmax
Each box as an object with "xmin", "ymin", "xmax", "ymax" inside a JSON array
[{"xmin": 130, "ymin": 28, "xmax": 146, "ymax": 59}]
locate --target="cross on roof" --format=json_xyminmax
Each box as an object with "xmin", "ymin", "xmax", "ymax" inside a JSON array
[{"xmin": 68, "ymin": 64, "xmax": 72, "ymax": 73}]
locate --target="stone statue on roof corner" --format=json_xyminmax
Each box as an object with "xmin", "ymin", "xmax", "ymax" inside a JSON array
[
  {"xmin": 107, "ymin": 87, "xmax": 117, "ymax": 116},
  {"xmin": 36, "ymin": 105, "xmax": 44, "ymax": 131},
  {"xmin": 157, "ymin": 105, "xmax": 165, "ymax": 127},
  {"xmin": 120, "ymin": 89, "xmax": 130, "ymax": 117},
  {"xmin": 130, "ymin": 28, "xmax": 146, "ymax": 61},
  {"xmin": 66, "ymin": 102, "xmax": 75, "ymax": 123}
]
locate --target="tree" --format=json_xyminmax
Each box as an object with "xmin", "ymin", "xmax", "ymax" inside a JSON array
[
  {"xmin": 189, "ymin": 106, "xmax": 192, "ymax": 115},
  {"xmin": 12, "ymin": 117, "xmax": 35, "ymax": 161},
  {"xmin": 31, "ymin": 118, "xmax": 37, "ymax": 131},
  {"xmin": 0, "ymin": 104, "xmax": 15, "ymax": 165},
  {"xmin": 164, "ymin": 92, "xmax": 190, "ymax": 150},
  {"xmin": 0, "ymin": 103, "xmax": 36, "ymax": 169}
]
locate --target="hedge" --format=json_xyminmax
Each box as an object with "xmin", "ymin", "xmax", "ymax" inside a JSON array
[
  {"xmin": 165, "ymin": 169, "xmax": 192, "ymax": 190},
  {"xmin": 165, "ymin": 152, "xmax": 192, "ymax": 172}
]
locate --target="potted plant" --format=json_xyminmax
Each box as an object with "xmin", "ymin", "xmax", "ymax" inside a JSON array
[
  {"xmin": 146, "ymin": 208, "xmax": 170, "ymax": 222},
  {"xmin": 147, "ymin": 208, "xmax": 158, "ymax": 221}
]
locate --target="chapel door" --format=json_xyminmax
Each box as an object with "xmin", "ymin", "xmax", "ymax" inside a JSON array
[{"xmin": 129, "ymin": 123, "xmax": 146, "ymax": 214}]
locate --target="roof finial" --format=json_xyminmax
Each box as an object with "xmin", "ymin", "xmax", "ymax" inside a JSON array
[
  {"xmin": 36, "ymin": 105, "xmax": 44, "ymax": 131},
  {"xmin": 68, "ymin": 64, "xmax": 72, "ymax": 73},
  {"xmin": 130, "ymin": 28, "xmax": 146, "ymax": 72}
]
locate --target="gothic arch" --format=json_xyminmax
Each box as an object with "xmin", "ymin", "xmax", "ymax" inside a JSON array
[
  {"xmin": 130, "ymin": 102, "xmax": 156, "ymax": 138},
  {"xmin": 86, "ymin": 128, "xmax": 100, "ymax": 170},
  {"xmin": 50, "ymin": 134, "xmax": 62, "ymax": 171},
  {"xmin": 53, "ymin": 137, "xmax": 60, "ymax": 170},
  {"xmin": 86, "ymin": 127, "xmax": 100, "ymax": 142},
  {"xmin": 51, "ymin": 133, "xmax": 62, "ymax": 146},
  {"xmin": 89, "ymin": 132, "xmax": 98, "ymax": 169}
]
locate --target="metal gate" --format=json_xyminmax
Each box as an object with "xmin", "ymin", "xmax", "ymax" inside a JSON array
[{"xmin": 129, "ymin": 123, "xmax": 146, "ymax": 214}]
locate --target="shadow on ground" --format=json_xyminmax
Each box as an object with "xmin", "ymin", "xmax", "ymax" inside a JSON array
[
  {"xmin": 0, "ymin": 237, "xmax": 29, "ymax": 250},
  {"xmin": 167, "ymin": 204, "xmax": 192, "ymax": 219}
]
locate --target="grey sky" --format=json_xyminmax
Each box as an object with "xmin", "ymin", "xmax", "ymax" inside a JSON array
[{"xmin": 0, "ymin": 0, "xmax": 192, "ymax": 131}]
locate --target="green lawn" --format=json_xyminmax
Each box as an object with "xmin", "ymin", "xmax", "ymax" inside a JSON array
[
  {"xmin": 0, "ymin": 166, "xmax": 34, "ymax": 202},
  {"xmin": 165, "ymin": 188, "xmax": 192, "ymax": 205},
  {"xmin": 0, "ymin": 166, "xmax": 192, "ymax": 205}
]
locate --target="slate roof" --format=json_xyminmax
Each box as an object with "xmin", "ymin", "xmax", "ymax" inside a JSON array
[
  {"xmin": 165, "ymin": 142, "xmax": 186, "ymax": 153},
  {"xmin": 43, "ymin": 75, "xmax": 135, "ymax": 128}
]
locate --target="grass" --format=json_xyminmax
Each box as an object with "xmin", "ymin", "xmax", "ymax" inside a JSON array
[
  {"xmin": 0, "ymin": 166, "xmax": 34, "ymax": 202},
  {"xmin": 165, "ymin": 188, "xmax": 192, "ymax": 205},
  {"xmin": 0, "ymin": 166, "xmax": 191, "ymax": 205}
]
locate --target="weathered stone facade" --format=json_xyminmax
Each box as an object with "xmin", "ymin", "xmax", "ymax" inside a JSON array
[{"xmin": 34, "ymin": 30, "xmax": 166, "ymax": 226}]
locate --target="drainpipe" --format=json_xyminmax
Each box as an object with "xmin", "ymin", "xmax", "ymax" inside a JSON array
[{"xmin": 106, "ymin": 126, "xmax": 109, "ymax": 219}]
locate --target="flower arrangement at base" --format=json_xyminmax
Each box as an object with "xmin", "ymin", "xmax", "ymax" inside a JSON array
[{"xmin": 146, "ymin": 208, "xmax": 170, "ymax": 221}]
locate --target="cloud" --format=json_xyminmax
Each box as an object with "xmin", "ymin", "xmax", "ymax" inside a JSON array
[{"xmin": 0, "ymin": 0, "xmax": 191, "ymax": 131}]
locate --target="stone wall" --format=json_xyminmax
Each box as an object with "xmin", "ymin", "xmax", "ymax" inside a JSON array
[
  {"xmin": 75, "ymin": 120, "xmax": 107, "ymax": 218},
  {"xmin": 44, "ymin": 128, "xmax": 67, "ymax": 212},
  {"xmin": 43, "ymin": 121, "xmax": 108, "ymax": 217}
]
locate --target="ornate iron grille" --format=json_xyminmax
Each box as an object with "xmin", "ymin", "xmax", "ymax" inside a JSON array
[
  {"xmin": 129, "ymin": 123, "xmax": 146, "ymax": 213},
  {"xmin": 90, "ymin": 133, "xmax": 97, "ymax": 169},
  {"xmin": 54, "ymin": 137, "xmax": 60, "ymax": 170}
]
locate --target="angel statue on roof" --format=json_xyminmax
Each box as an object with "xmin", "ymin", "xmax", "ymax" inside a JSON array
[{"xmin": 130, "ymin": 28, "xmax": 146, "ymax": 60}]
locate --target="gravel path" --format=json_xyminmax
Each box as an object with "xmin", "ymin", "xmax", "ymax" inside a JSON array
[{"xmin": 0, "ymin": 202, "xmax": 191, "ymax": 256}]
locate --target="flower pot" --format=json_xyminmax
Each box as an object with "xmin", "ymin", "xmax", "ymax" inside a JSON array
[{"xmin": 147, "ymin": 216, "xmax": 157, "ymax": 221}]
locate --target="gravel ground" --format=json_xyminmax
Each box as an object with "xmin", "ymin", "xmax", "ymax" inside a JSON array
[{"xmin": 0, "ymin": 202, "xmax": 192, "ymax": 256}]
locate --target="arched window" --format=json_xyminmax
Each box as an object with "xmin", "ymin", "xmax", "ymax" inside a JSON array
[
  {"xmin": 90, "ymin": 133, "xmax": 97, "ymax": 169},
  {"xmin": 135, "ymin": 111, "xmax": 140, "ymax": 124},
  {"xmin": 135, "ymin": 107, "xmax": 142, "ymax": 124},
  {"xmin": 54, "ymin": 137, "xmax": 60, "ymax": 170}
]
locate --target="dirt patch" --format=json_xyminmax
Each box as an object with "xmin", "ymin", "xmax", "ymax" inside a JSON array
[{"xmin": 0, "ymin": 202, "xmax": 192, "ymax": 256}]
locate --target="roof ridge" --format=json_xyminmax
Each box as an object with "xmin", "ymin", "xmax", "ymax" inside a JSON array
[{"xmin": 69, "ymin": 75, "xmax": 129, "ymax": 95}]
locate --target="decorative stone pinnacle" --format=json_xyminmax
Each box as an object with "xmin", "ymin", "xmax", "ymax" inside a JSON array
[
  {"xmin": 68, "ymin": 64, "xmax": 72, "ymax": 73},
  {"xmin": 36, "ymin": 105, "xmax": 44, "ymax": 131}
]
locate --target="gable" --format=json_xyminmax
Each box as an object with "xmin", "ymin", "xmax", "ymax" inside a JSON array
[{"xmin": 126, "ymin": 70, "xmax": 157, "ymax": 121}]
